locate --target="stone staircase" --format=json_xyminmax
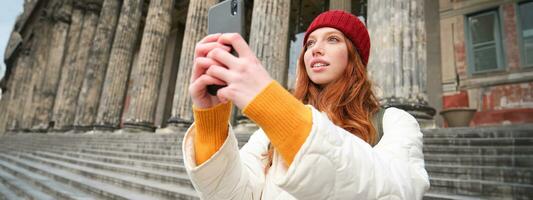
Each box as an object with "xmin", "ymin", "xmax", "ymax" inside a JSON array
[
  {"xmin": 0, "ymin": 132, "xmax": 209, "ymax": 200},
  {"xmin": 0, "ymin": 124, "xmax": 531, "ymax": 199},
  {"xmin": 422, "ymin": 124, "xmax": 533, "ymax": 200}
]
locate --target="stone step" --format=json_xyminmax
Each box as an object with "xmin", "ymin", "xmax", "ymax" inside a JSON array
[
  {"xmin": 13, "ymin": 152, "xmax": 198, "ymax": 199},
  {"xmin": 31, "ymin": 151, "xmax": 193, "ymax": 188},
  {"xmin": 425, "ymin": 154, "xmax": 533, "ymax": 167},
  {"xmin": 423, "ymin": 137, "xmax": 533, "ymax": 146},
  {"xmin": 0, "ymin": 153, "xmax": 162, "ymax": 200},
  {"xmin": 426, "ymin": 164, "xmax": 533, "ymax": 185},
  {"xmin": 1, "ymin": 139, "xmax": 183, "ymax": 150},
  {"xmin": 78, "ymin": 148, "xmax": 183, "ymax": 164},
  {"xmin": 59, "ymin": 150, "xmax": 186, "ymax": 174},
  {"xmin": 0, "ymin": 181, "xmax": 20, "ymax": 200},
  {"xmin": 429, "ymin": 177, "xmax": 533, "ymax": 199},
  {"xmin": 0, "ymin": 133, "xmax": 183, "ymax": 142},
  {"xmin": 422, "ymin": 125, "xmax": 533, "ymax": 139},
  {"xmin": 0, "ymin": 167, "xmax": 55, "ymax": 200},
  {"xmin": 0, "ymin": 159, "xmax": 94, "ymax": 200},
  {"xmin": 0, "ymin": 143, "xmax": 183, "ymax": 161},
  {"xmin": 422, "ymin": 192, "xmax": 489, "ymax": 200},
  {"xmin": 423, "ymin": 145, "xmax": 533, "ymax": 156}
]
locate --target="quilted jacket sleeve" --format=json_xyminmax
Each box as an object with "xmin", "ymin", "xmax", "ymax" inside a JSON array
[
  {"xmin": 272, "ymin": 107, "xmax": 430, "ymax": 199},
  {"xmin": 182, "ymin": 124, "xmax": 269, "ymax": 200}
]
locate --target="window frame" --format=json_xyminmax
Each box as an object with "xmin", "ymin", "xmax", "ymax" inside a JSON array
[
  {"xmin": 516, "ymin": 0, "xmax": 533, "ymax": 68},
  {"xmin": 465, "ymin": 8, "xmax": 506, "ymax": 75}
]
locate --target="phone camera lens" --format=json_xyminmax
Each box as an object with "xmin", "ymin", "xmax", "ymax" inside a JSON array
[{"xmin": 231, "ymin": 0, "xmax": 238, "ymax": 15}]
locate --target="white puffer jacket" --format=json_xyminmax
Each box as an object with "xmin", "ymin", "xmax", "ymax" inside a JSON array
[{"xmin": 182, "ymin": 106, "xmax": 430, "ymax": 199}]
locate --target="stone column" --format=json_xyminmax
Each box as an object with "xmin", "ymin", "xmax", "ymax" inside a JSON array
[
  {"xmin": 367, "ymin": 0, "xmax": 435, "ymax": 127},
  {"xmin": 53, "ymin": 1, "xmax": 101, "ymax": 131},
  {"xmin": 32, "ymin": 0, "xmax": 73, "ymax": 131},
  {"xmin": 329, "ymin": 0, "xmax": 351, "ymax": 12},
  {"xmin": 167, "ymin": 0, "xmax": 218, "ymax": 131},
  {"xmin": 2, "ymin": 50, "xmax": 25, "ymax": 132},
  {"xmin": 122, "ymin": 0, "xmax": 174, "ymax": 132},
  {"xmin": 0, "ymin": 95, "xmax": 9, "ymax": 134},
  {"xmin": 234, "ymin": 0, "xmax": 291, "ymax": 133},
  {"xmin": 74, "ymin": 0, "xmax": 121, "ymax": 131},
  {"xmin": 21, "ymin": 14, "xmax": 52, "ymax": 131},
  {"xmin": 95, "ymin": 0, "xmax": 144, "ymax": 131},
  {"xmin": 6, "ymin": 46, "xmax": 33, "ymax": 132}
]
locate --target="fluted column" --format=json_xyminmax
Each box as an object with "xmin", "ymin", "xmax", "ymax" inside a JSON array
[
  {"xmin": 367, "ymin": 0, "xmax": 435, "ymax": 126},
  {"xmin": 168, "ymin": 0, "xmax": 218, "ymax": 130},
  {"xmin": 329, "ymin": 0, "xmax": 351, "ymax": 12},
  {"xmin": 0, "ymin": 95, "xmax": 8, "ymax": 134},
  {"xmin": 74, "ymin": 0, "xmax": 121, "ymax": 131},
  {"xmin": 53, "ymin": 1, "xmax": 101, "ymax": 131},
  {"xmin": 6, "ymin": 46, "xmax": 33, "ymax": 132},
  {"xmin": 32, "ymin": 0, "xmax": 73, "ymax": 131},
  {"xmin": 21, "ymin": 14, "xmax": 52, "ymax": 131},
  {"xmin": 234, "ymin": 0, "xmax": 291, "ymax": 133},
  {"xmin": 122, "ymin": 0, "xmax": 174, "ymax": 132},
  {"xmin": 95, "ymin": 0, "xmax": 144, "ymax": 131},
  {"xmin": 3, "ymin": 48, "xmax": 27, "ymax": 132}
]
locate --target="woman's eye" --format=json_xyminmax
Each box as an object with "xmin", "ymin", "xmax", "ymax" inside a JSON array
[
  {"xmin": 306, "ymin": 41, "xmax": 315, "ymax": 48},
  {"xmin": 328, "ymin": 36, "xmax": 339, "ymax": 42}
]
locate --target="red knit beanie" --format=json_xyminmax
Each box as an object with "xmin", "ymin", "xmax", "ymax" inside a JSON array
[{"xmin": 303, "ymin": 10, "xmax": 370, "ymax": 66}]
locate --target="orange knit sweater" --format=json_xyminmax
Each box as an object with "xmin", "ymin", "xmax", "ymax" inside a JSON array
[{"xmin": 193, "ymin": 81, "xmax": 312, "ymax": 165}]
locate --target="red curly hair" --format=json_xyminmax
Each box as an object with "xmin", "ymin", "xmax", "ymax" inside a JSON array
[{"xmin": 264, "ymin": 34, "xmax": 380, "ymax": 173}]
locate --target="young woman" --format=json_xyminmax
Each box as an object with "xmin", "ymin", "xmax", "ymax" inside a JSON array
[{"xmin": 184, "ymin": 10, "xmax": 430, "ymax": 199}]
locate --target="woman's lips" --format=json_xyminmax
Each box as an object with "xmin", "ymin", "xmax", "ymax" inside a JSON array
[{"xmin": 312, "ymin": 65, "xmax": 328, "ymax": 72}]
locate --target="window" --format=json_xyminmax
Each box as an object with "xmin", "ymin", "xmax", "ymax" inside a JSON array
[
  {"xmin": 466, "ymin": 10, "xmax": 504, "ymax": 74},
  {"xmin": 518, "ymin": 1, "xmax": 533, "ymax": 66}
]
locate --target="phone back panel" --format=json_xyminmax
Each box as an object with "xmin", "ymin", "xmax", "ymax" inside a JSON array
[{"xmin": 208, "ymin": 0, "xmax": 245, "ymax": 36}]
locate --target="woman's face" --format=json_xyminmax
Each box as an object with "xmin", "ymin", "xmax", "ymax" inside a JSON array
[{"xmin": 303, "ymin": 27, "xmax": 349, "ymax": 87}]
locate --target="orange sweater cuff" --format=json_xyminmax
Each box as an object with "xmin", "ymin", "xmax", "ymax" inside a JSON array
[
  {"xmin": 243, "ymin": 81, "xmax": 312, "ymax": 165},
  {"xmin": 193, "ymin": 102, "xmax": 232, "ymax": 165}
]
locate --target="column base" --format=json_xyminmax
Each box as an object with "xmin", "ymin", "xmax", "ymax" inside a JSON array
[
  {"xmin": 72, "ymin": 125, "xmax": 95, "ymax": 132},
  {"xmin": 122, "ymin": 121, "xmax": 156, "ymax": 133},
  {"xmin": 167, "ymin": 117, "xmax": 192, "ymax": 131},
  {"xmin": 93, "ymin": 124, "xmax": 119, "ymax": 132},
  {"xmin": 51, "ymin": 125, "xmax": 75, "ymax": 133},
  {"xmin": 382, "ymin": 97, "xmax": 436, "ymax": 129}
]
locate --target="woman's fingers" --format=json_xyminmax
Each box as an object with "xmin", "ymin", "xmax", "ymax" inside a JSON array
[
  {"xmin": 198, "ymin": 33, "xmax": 221, "ymax": 45},
  {"xmin": 190, "ymin": 74, "xmax": 226, "ymax": 95},
  {"xmin": 206, "ymin": 65, "xmax": 233, "ymax": 83},
  {"xmin": 206, "ymin": 48, "xmax": 241, "ymax": 70},
  {"xmin": 191, "ymin": 57, "xmax": 225, "ymax": 82},
  {"xmin": 217, "ymin": 33, "xmax": 253, "ymax": 58},
  {"xmin": 195, "ymin": 42, "xmax": 231, "ymax": 58}
]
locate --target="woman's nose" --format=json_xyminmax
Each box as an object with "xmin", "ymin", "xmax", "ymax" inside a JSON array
[{"xmin": 311, "ymin": 43, "xmax": 324, "ymax": 57}]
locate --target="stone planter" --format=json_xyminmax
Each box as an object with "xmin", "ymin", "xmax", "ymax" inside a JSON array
[{"xmin": 440, "ymin": 108, "xmax": 477, "ymax": 127}]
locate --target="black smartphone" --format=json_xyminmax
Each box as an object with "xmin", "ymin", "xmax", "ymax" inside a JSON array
[{"xmin": 206, "ymin": 0, "xmax": 245, "ymax": 96}]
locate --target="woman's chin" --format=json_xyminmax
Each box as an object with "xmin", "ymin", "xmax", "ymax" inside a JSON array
[{"xmin": 310, "ymin": 78, "xmax": 331, "ymax": 87}]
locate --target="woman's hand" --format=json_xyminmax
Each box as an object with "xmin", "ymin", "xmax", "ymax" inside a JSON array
[
  {"xmin": 205, "ymin": 33, "xmax": 273, "ymax": 110},
  {"xmin": 189, "ymin": 33, "xmax": 232, "ymax": 109}
]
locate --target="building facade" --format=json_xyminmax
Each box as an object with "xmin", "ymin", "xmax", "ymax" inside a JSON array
[
  {"xmin": 439, "ymin": 0, "xmax": 533, "ymax": 126},
  {"xmin": 0, "ymin": 0, "xmax": 531, "ymax": 135}
]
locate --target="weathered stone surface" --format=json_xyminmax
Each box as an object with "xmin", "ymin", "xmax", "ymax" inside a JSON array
[
  {"xmin": 96, "ymin": 0, "xmax": 144, "ymax": 130},
  {"xmin": 53, "ymin": 2, "xmax": 101, "ymax": 131},
  {"xmin": 122, "ymin": 0, "xmax": 174, "ymax": 132},
  {"xmin": 233, "ymin": 0, "xmax": 291, "ymax": 129},
  {"xmin": 367, "ymin": 0, "xmax": 435, "ymax": 124},
  {"xmin": 5, "ymin": 47, "xmax": 32, "ymax": 132},
  {"xmin": 329, "ymin": 0, "xmax": 351, "ymax": 12},
  {"xmin": 21, "ymin": 13, "xmax": 51, "ymax": 131},
  {"xmin": 32, "ymin": 0, "xmax": 73, "ymax": 131},
  {"xmin": 168, "ymin": 0, "xmax": 218, "ymax": 128},
  {"xmin": 74, "ymin": 0, "xmax": 121, "ymax": 131}
]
